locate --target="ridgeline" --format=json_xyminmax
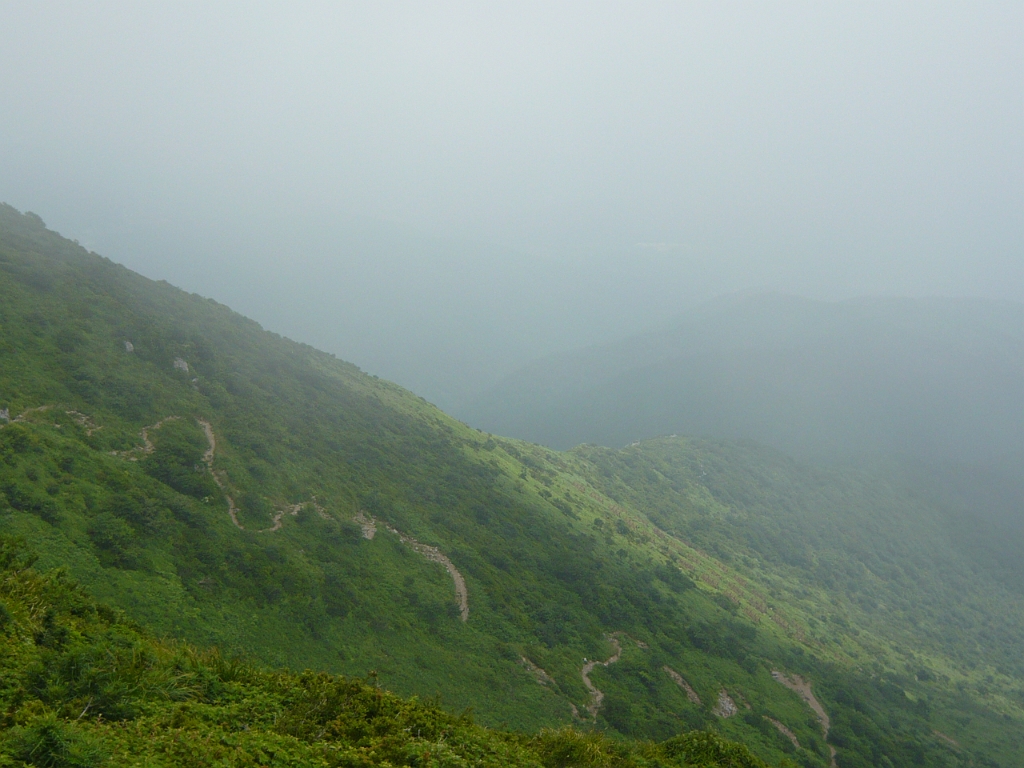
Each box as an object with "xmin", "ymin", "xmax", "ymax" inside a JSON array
[{"xmin": 2, "ymin": 205, "xmax": 1022, "ymax": 766}]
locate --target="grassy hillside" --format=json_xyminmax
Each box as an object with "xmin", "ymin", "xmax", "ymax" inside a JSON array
[
  {"xmin": 0, "ymin": 536, "xmax": 772, "ymax": 767},
  {"xmin": 1, "ymin": 205, "xmax": 1022, "ymax": 766},
  {"xmin": 466, "ymin": 292, "xmax": 1024, "ymax": 465},
  {"xmin": 574, "ymin": 438, "xmax": 1024, "ymax": 750}
]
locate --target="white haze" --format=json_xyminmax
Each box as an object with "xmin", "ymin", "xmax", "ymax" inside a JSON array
[{"xmin": 1, "ymin": 2, "xmax": 1022, "ymax": 412}]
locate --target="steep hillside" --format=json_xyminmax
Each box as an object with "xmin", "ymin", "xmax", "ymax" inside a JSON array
[
  {"xmin": 0, "ymin": 536, "xmax": 770, "ymax": 768},
  {"xmin": 467, "ymin": 292, "xmax": 1024, "ymax": 465},
  {"xmin": 2, "ymin": 206, "xmax": 1023, "ymax": 766}
]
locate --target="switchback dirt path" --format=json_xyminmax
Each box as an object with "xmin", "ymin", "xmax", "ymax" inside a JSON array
[
  {"xmin": 109, "ymin": 415, "xmax": 180, "ymax": 461},
  {"xmin": 197, "ymin": 418, "xmax": 243, "ymax": 529},
  {"xmin": 520, "ymin": 657, "xmax": 556, "ymax": 687},
  {"xmin": 766, "ymin": 717, "xmax": 801, "ymax": 749},
  {"xmin": 64, "ymin": 410, "xmax": 102, "ymax": 436},
  {"xmin": 2, "ymin": 406, "xmax": 101, "ymax": 438},
  {"xmin": 141, "ymin": 417, "xmax": 179, "ymax": 454},
  {"xmin": 353, "ymin": 510, "xmax": 377, "ymax": 539},
  {"xmin": 580, "ymin": 634, "xmax": 624, "ymax": 718},
  {"xmin": 772, "ymin": 671, "xmax": 837, "ymax": 766},
  {"xmin": 662, "ymin": 666, "xmax": 702, "ymax": 705},
  {"xmin": 197, "ymin": 418, "xmax": 324, "ymax": 533},
  {"xmin": 10, "ymin": 405, "xmax": 51, "ymax": 423},
  {"xmin": 0, "ymin": 406, "xmax": 53, "ymax": 430},
  {"xmin": 356, "ymin": 512, "xmax": 469, "ymax": 622}
]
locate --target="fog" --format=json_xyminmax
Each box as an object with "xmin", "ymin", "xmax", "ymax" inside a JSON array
[{"xmin": 2, "ymin": 2, "xmax": 1022, "ymax": 412}]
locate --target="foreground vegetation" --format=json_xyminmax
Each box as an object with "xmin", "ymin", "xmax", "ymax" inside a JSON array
[
  {"xmin": 1, "ymin": 205, "xmax": 1021, "ymax": 765},
  {"xmin": 0, "ymin": 536, "xmax": 775, "ymax": 767}
]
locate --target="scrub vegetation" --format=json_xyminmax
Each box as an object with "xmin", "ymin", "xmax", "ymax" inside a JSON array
[
  {"xmin": 1, "ymin": 205, "xmax": 1022, "ymax": 766},
  {"xmin": 0, "ymin": 536, "xmax": 771, "ymax": 767}
]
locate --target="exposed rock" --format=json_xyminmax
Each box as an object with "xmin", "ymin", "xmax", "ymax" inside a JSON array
[
  {"xmin": 125, "ymin": 340, "xmax": 134, "ymax": 352},
  {"xmin": 353, "ymin": 510, "xmax": 377, "ymax": 539},
  {"xmin": 173, "ymin": 357, "xmax": 189, "ymax": 372},
  {"xmin": 712, "ymin": 689, "xmax": 738, "ymax": 718}
]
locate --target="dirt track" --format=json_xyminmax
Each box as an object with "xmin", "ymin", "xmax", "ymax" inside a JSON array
[
  {"xmin": 766, "ymin": 717, "xmax": 801, "ymax": 749},
  {"xmin": 662, "ymin": 666, "xmax": 702, "ymax": 705},
  {"xmin": 580, "ymin": 634, "xmax": 624, "ymax": 718},
  {"xmin": 357, "ymin": 512, "xmax": 469, "ymax": 622},
  {"xmin": 353, "ymin": 510, "xmax": 377, "ymax": 539},
  {"xmin": 772, "ymin": 670, "xmax": 836, "ymax": 766},
  {"xmin": 520, "ymin": 656, "xmax": 555, "ymax": 686},
  {"xmin": 197, "ymin": 418, "xmax": 243, "ymax": 529},
  {"xmin": 198, "ymin": 418, "xmax": 323, "ymax": 533}
]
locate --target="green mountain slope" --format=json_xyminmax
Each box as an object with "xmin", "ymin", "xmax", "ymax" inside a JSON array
[
  {"xmin": 2, "ymin": 205, "xmax": 1022, "ymax": 766},
  {"xmin": 466, "ymin": 292, "xmax": 1024, "ymax": 465},
  {"xmin": 0, "ymin": 536, "xmax": 770, "ymax": 768}
]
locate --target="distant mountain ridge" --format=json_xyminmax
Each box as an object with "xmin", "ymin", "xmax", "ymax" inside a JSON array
[{"xmin": 469, "ymin": 292, "xmax": 1024, "ymax": 464}]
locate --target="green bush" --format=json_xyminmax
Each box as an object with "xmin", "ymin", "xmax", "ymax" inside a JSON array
[{"xmin": 4, "ymin": 715, "xmax": 107, "ymax": 768}]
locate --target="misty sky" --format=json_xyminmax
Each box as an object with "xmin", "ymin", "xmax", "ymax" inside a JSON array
[{"xmin": 2, "ymin": 3, "xmax": 1022, "ymax": 411}]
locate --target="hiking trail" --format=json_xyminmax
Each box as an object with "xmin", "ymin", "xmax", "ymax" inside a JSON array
[
  {"xmin": 766, "ymin": 717, "xmax": 801, "ymax": 749},
  {"xmin": 196, "ymin": 418, "xmax": 243, "ymax": 528},
  {"xmin": 772, "ymin": 670, "xmax": 837, "ymax": 766},
  {"xmin": 1, "ymin": 406, "xmax": 101, "ymax": 437},
  {"xmin": 355, "ymin": 511, "xmax": 469, "ymax": 622},
  {"xmin": 140, "ymin": 417, "xmax": 180, "ymax": 455},
  {"xmin": 64, "ymin": 410, "xmax": 102, "ymax": 436},
  {"xmin": 520, "ymin": 657, "xmax": 556, "ymax": 687},
  {"xmin": 0, "ymin": 405, "xmax": 52, "ymax": 427},
  {"xmin": 353, "ymin": 510, "xmax": 377, "ymax": 539},
  {"xmin": 196, "ymin": 418, "xmax": 323, "ymax": 533},
  {"xmin": 579, "ymin": 633, "xmax": 625, "ymax": 718},
  {"xmin": 662, "ymin": 666, "xmax": 702, "ymax": 705}
]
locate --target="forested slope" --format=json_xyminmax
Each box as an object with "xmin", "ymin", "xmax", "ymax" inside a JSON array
[
  {"xmin": 2, "ymin": 205, "xmax": 1022, "ymax": 766},
  {"xmin": 0, "ymin": 536, "xmax": 772, "ymax": 767}
]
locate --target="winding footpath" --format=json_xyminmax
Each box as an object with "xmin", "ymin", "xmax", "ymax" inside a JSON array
[
  {"xmin": 355, "ymin": 511, "xmax": 469, "ymax": 622},
  {"xmin": 662, "ymin": 666, "xmax": 702, "ymax": 705},
  {"xmin": 2, "ymin": 406, "xmax": 101, "ymax": 438},
  {"xmin": 197, "ymin": 418, "xmax": 244, "ymax": 529},
  {"xmin": 772, "ymin": 671, "xmax": 837, "ymax": 767},
  {"xmin": 126, "ymin": 421, "xmax": 450, "ymax": 583},
  {"xmin": 197, "ymin": 418, "xmax": 326, "ymax": 533},
  {"xmin": 140, "ymin": 416, "xmax": 180, "ymax": 454},
  {"xmin": 520, "ymin": 656, "xmax": 556, "ymax": 687},
  {"xmin": 766, "ymin": 717, "xmax": 801, "ymax": 750},
  {"xmin": 109, "ymin": 415, "xmax": 181, "ymax": 461},
  {"xmin": 579, "ymin": 634, "xmax": 624, "ymax": 718}
]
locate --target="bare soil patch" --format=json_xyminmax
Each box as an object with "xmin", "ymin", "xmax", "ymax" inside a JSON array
[
  {"xmin": 662, "ymin": 666, "xmax": 702, "ymax": 705},
  {"xmin": 580, "ymin": 634, "xmax": 624, "ymax": 718},
  {"xmin": 711, "ymin": 689, "xmax": 738, "ymax": 718},
  {"xmin": 772, "ymin": 670, "xmax": 837, "ymax": 766},
  {"xmin": 357, "ymin": 512, "xmax": 469, "ymax": 622}
]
